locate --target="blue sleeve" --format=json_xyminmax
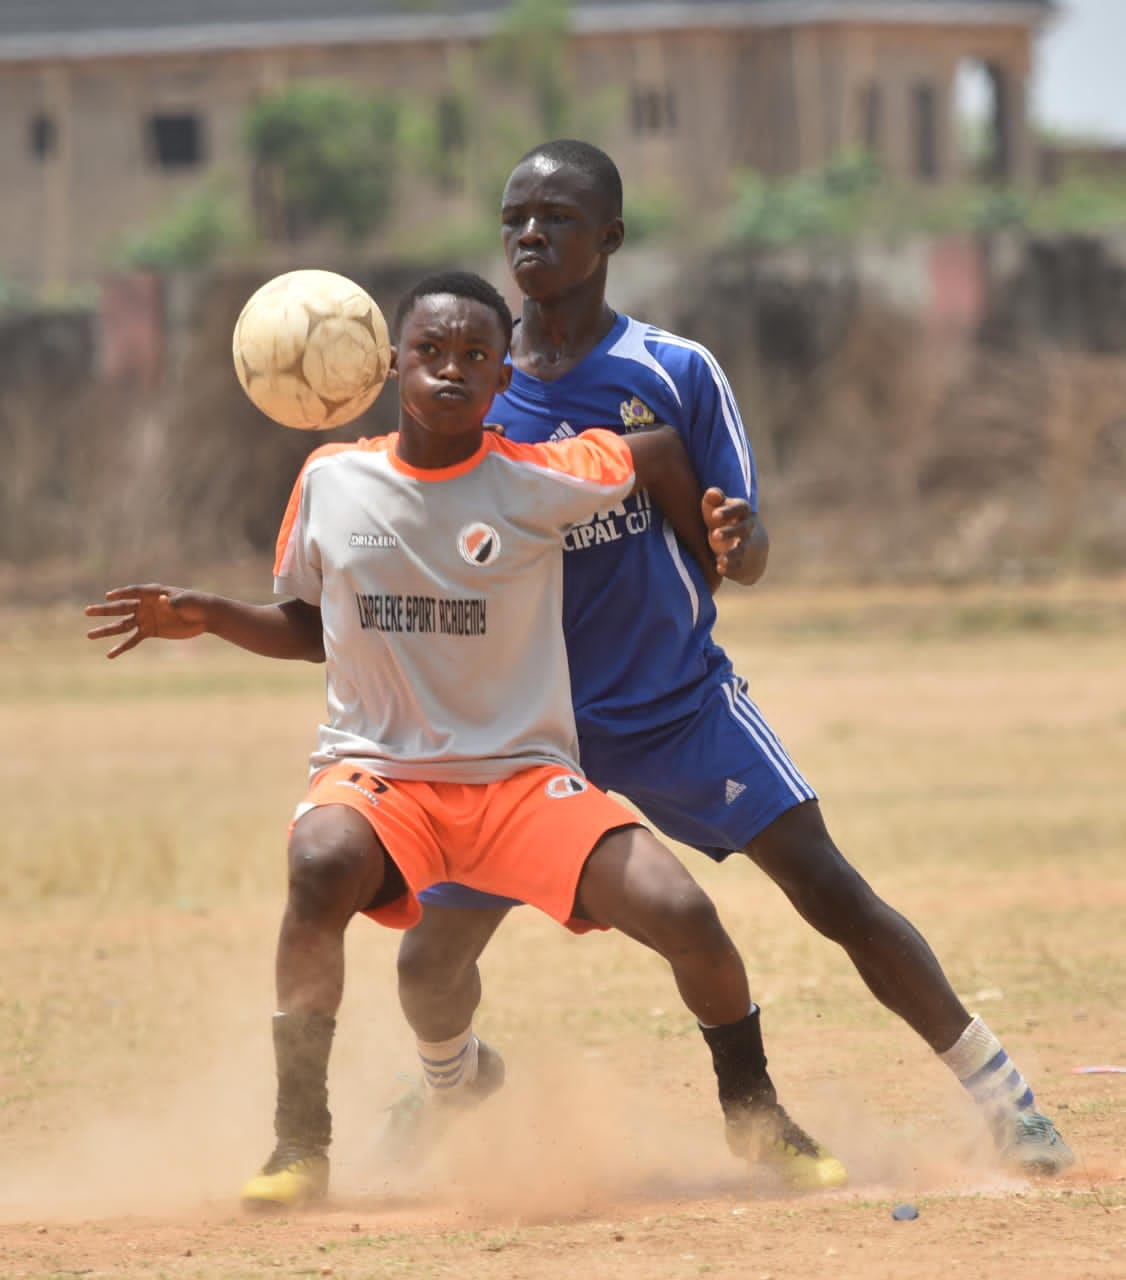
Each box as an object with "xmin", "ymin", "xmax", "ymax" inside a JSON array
[{"xmin": 676, "ymin": 344, "xmax": 758, "ymax": 511}]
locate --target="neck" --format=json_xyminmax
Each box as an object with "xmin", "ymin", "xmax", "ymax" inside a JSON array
[
  {"xmin": 514, "ymin": 285, "xmax": 616, "ymax": 378},
  {"xmin": 394, "ymin": 423, "xmax": 484, "ymax": 470}
]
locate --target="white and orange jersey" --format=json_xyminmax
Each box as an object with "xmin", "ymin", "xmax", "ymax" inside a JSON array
[{"xmin": 274, "ymin": 429, "xmax": 635, "ymax": 783}]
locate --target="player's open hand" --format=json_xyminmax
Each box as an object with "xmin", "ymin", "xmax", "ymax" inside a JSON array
[
  {"xmin": 85, "ymin": 584, "xmax": 208, "ymax": 658},
  {"xmin": 702, "ymin": 488, "xmax": 767, "ymax": 583}
]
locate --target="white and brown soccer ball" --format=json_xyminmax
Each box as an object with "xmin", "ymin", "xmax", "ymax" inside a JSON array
[{"xmin": 232, "ymin": 268, "xmax": 391, "ymax": 430}]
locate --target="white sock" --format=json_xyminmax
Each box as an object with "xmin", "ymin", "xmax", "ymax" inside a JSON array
[
  {"xmin": 697, "ymin": 1001, "xmax": 757, "ymax": 1031},
  {"xmin": 417, "ymin": 1028, "xmax": 479, "ymax": 1094},
  {"xmin": 939, "ymin": 1015, "xmax": 1035, "ymax": 1126}
]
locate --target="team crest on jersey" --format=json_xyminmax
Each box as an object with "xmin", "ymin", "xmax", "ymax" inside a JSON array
[
  {"xmin": 619, "ymin": 396, "xmax": 655, "ymax": 429},
  {"xmin": 546, "ymin": 774, "xmax": 589, "ymax": 799},
  {"xmin": 457, "ymin": 522, "xmax": 502, "ymax": 566}
]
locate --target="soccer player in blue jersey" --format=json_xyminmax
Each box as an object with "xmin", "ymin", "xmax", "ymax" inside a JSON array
[{"xmin": 387, "ymin": 140, "xmax": 1072, "ymax": 1180}]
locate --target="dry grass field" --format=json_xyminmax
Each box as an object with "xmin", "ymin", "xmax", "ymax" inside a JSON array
[{"xmin": 2, "ymin": 577, "xmax": 1125, "ymax": 1279}]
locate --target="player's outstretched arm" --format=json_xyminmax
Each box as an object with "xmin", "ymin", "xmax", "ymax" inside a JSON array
[
  {"xmin": 702, "ymin": 488, "xmax": 769, "ymax": 586},
  {"xmin": 623, "ymin": 426, "xmax": 721, "ymax": 593},
  {"xmin": 85, "ymin": 585, "xmax": 325, "ymax": 662}
]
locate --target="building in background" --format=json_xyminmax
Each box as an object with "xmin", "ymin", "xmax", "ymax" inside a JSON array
[{"xmin": 0, "ymin": 0, "xmax": 1053, "ymax": 292}]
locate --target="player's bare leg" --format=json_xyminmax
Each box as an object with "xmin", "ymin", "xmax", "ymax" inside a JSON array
[
  {"xmin": 242, "ymin": 806, "xmax": 396, "ymax": 1212},
  {"xmin": 744, "ymin": 801, "xmax": 968, "ymax": 1047},
  {"xmin": 397, "ymin": 903, "xmax": 512, "ymax": 1040},
  {"xmin": 572, "ymin": 826, "xmax": 847, "ymax": 1191},
  {"xmin": 377, "ymin": 904, "xmax": 513, "ymax": 1162},
  {"xmin": 745, "ymin": 799, "xmax": 1072, "ymax": 1174},
  {"xmin": 572, "ymin": 827, "xmax": 750, "ymax": 1024}
]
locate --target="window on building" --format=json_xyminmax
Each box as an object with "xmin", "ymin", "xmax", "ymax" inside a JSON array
[
  {"xmin": 437, "ymin": 94, "xmax": 466, "ymax": 157},
  {"xmin": 630, "ymin": 86, "xmax": 678, "ymax": 136},
  {"xmin": 860, "ymin": 83, "xmax": 882, "ymax": 158},
  {"xmin": 148, "ymin": 112, "xmax": 204, "ymax": 169},
  {"xmin": 955, "ymin": 60, "xmax": 1011, "ymax": 182},
  {"xmin": 435, "ymin": 93, "xmax": 466, "ymax": 191},
  {"xmin": 29, "ymin": 112, "xmax": 57, "ymax": 160},
  {"xmin": 913, "ymin": 83, "xmax": 939, "ymax": 181}
]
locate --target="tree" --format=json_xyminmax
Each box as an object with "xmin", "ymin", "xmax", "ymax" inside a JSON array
[
  {"xmin": 115, "ymin": 178, "xmax": 244, "ymax": 270},
  {"xmin": 244, "ymin": 82, "xmax": 399, "ymax": 244},
  {"xmin": 488, "ymin": 0, "xmax": 573, "ymax": 140}
]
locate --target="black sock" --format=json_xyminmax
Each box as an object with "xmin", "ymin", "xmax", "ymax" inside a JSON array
[
  {"xmin": 699, "ymin": 1006, "xmax": 777, "ymax": 1115},
  {"xmin": 272, "ymin": 1011, "xmax": 336, "ymax": 1151}
]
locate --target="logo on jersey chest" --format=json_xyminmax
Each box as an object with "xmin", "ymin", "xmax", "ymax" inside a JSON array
[
  {"xmin": 620, "ymin": 396, "xmax": 655, "ymax": 429},
  {"xmin": 457, "ymin": 522, "xmax": 502, "ymax": 566}
]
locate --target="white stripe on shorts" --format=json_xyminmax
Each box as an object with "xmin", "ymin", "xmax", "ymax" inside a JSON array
[{"xmin": 721, "ymin": 676, "xmax": 815, "ymax": 803}]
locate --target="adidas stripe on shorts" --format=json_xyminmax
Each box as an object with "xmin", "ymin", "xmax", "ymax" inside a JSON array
[{"xmin": 419, "ymin": 673, "xmax": 816, "ymax": 910}]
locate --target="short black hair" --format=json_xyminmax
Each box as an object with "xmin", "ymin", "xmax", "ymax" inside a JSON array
[
  {"xmin": 394, "ymin": 270, "xmax": 513, "ymax": 347},
  {"xmin": 515, "ymin": 138, "xmax": 623, "ymax": 219}
]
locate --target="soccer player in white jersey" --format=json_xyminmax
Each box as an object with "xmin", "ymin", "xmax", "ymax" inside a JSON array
[
  {"xmin": 86, "ymin": 270, "xmax": 846, "ymax": 1210},
  {"xmin": 390, "ymin": 142, "xmax": 1074, "ymax": 1180}
]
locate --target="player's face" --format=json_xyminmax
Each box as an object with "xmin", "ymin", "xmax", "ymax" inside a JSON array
[
  {"xmin": 500, "ymin": 159, "xmax": 623, "ymax": 301},
  {"xmin": 395, "ymin": 294, "xmax": 511, "ymax": 449}
]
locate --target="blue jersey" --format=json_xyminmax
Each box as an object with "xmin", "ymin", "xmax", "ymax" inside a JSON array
[
  {"xmin": 492, "ymin": 312, "xmax": 755, "ymax": 734},
  {"xmin": 420, "ymin": 311, "xmax": 814, "ymax": 908}
]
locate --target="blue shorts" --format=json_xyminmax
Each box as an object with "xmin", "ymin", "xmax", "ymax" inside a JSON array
[{"xmin": 418, "ymin": 673, "xmax": 817, "ymax": 910}]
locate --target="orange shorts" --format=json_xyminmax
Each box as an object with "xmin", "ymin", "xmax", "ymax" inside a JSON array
[{"xmin": 295, "ymin": 761, "xmax": 641, "ymax": 931}]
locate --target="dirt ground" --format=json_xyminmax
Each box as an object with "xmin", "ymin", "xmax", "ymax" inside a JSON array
[{"xmin": 2, "ymin": 580, "xmax": 1125, "ymax": 1279}]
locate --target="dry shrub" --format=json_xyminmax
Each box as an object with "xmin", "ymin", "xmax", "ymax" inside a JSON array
[
  {"xmin": 0, "ymin": 311, "xmax": 157, "ymax": 582},
  {"xmin": 1, "ymin": 268, "xmax": 415, "ymax": 597},
  {"xmin": 660, "ymin": 240, "xmax": 1126, "ymax": 584},
  {"xmin": 694, "ymin": 295, "xmax": 1126, "ymax": 583},
  {"xmin": 4, "ymin": 256, "xmax": 1125, "ymax": 598}
]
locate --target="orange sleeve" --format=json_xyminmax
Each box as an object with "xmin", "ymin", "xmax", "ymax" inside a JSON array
[{"xmin": 488, "ymin": 428, "xmax": 635, "ymax": 488}]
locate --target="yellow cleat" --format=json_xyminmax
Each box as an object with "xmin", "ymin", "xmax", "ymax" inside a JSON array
[
  {"xmin": 240, "ymin": 1144, "xmax": 329, "ymax": 1212},
  {"xmin": 727, "ymin": 1102, "xmax": 848, "ymax": 1193}
]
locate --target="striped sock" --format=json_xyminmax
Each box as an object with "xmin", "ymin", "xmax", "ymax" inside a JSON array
[
  {"xmin": 417, "ymin": 1028, "xmax": 480, "ymax": 1095},
  {"xmin": 939, "ymin": 1015, "xmax": 1035, "ymax": 1128}
]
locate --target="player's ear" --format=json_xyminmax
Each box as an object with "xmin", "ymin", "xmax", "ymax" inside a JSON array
[
  {"xmin": 388, "ymin": 346, "xmax": 399, "ymax": 380},
  {"xmin": 601, "ymin": 217, "xmax": 625, "ymax": 257},
  {"xmin": 496, "ymin": 363, "xmax": 513, "ymax": 395}
]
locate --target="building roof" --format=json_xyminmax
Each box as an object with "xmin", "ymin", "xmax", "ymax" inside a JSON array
[{"xmin": 0, "ymin": 1, "xmax": 1057, "ymax": 61}]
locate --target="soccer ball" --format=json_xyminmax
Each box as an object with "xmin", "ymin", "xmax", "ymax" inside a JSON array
[{"xmin": 232, "ymin": 269, "xmax": 391, "ymax": 430}]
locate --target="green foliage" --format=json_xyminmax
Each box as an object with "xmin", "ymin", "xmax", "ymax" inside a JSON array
[
  {"xmin": 488, "ymin": 0, "xmax": 573, "ymax": 138},
  {"xmin": 730, "ymin": 150, "xmax": 1126, "ymax": 245},
  {"xmin": 969, "ymin": 187, "xmax": 1030, "ymax": 232},
  {"xmin": 1026, "ymin": 175, "xmax": 1126, "ymax": 233},
  {"xmin": 821, "ymin": 150, "xmax": 883, "ymax": 198},
  {"xmin": 115, "ymin": 180, "xmax": 244, "ymax": 270},
  {"xmin": 244, "ymin": 81, "xmax": 399, "ymax": 242},
  {"xmin": 396, "ymin": 53, "xmax": 477, "ymax": 196},
  {"xmin": 729, "ymin": 151, "xmax": 883, "ymax": 245},
  {"xmin": 392, "ymin": 212, "xmax": 500, "ymax": 265},
  {"xmin": 623, "ymin": 187, "xmax": 680, "ymax": 245},
  {"xmin": 392, "ymin": 0, "xmax": 627, "ymax": 232},
  {"xmin": 0, "ymin": 274, "xmax": 32, "ymax": 310}
]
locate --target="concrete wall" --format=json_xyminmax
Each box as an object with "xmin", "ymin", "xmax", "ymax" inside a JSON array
[{"xmin": 0, "ymin": 14, "xmax": 1040, "ymax": 295}]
